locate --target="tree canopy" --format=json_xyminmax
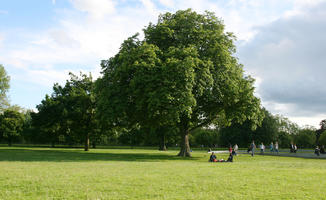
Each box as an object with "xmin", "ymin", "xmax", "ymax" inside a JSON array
[
  {"xmin": 0, "ymin": 64, "xmax": 10, "ymax": 112},
  {"xmin": 96, "ymin": 9, "xmax": 263, "ymax": 157},
  {"xmin": 0, "ymin": 107, "xmax": 24, "ymax": 146}
]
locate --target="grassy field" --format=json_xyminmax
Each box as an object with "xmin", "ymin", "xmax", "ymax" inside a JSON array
[{"xmin": 0, "ymin": 147, "xmax": 325, "ymax": 199}]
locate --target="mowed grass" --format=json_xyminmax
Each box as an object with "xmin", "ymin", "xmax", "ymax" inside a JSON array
[{"xmin": 0, "ymin": 147, "xmax": 325, "ymax": 200}]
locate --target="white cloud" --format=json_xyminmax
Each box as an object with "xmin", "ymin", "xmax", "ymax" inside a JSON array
[
  {"xmin": 70, "ymin": 0, "xmax": 115, "ymax": 19},
  {"xmin": 238, "ymin": 1, "xmax": 326, "ymax": 127},
  {"xmin": 159, "ymin": 0, "xmax": 174, "ymax": 7},
  {"xmin": 0, "ymin": 10, "xmax": 8, "ymax": 15}
]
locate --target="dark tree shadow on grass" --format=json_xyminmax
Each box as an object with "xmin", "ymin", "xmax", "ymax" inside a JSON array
[{"xmin": 0, "ymin": 148, "xmax": 200, "ymax": 162}]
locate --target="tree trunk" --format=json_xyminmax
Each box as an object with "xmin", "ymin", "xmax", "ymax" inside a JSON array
[
  {"xmin": 159, "ymin": 133, "xmax": 167, "ymax": 151},
  {"xmin": 92, "ymin": 141, "xmax": 96, "ymax": 149},
  {"xmin": 177, "ymin": 131, "xmax": 191, "ymax": 157},
  {"xmin": 84, "ymin": 133, "xmax": 90, "ymax": 151},
  {"xmin": 51, "ymin": 141, "xmax": 55, "ymax": 148}
]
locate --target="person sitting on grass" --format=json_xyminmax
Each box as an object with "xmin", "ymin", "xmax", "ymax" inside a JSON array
[
  {"xmin": 320, "ymin": 145, "xmax": 325, "ymax": 154},
  {"xmin": 226, "ymin": 152, "xmax": 233, "ymax": 162},
  {"xmin": 315, "ymin": 146, "xmax": 320, "ymax": 156},
  {"xmin": 209, "ymin": 152, "xmax": 217, "ymax": 162}
]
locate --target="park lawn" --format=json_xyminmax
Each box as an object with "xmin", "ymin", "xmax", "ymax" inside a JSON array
[{"xmin": 0, "ymin": 147, "xmax": 325, "ymax": 200}]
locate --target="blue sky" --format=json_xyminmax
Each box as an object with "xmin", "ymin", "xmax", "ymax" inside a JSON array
[{"xmin": 1, "ymin": 0, "xmax": 326, "ymax": 127}]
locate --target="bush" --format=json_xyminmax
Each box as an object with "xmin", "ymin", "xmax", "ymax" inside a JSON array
[{"xmin": 318, "ymin": 131, "xmax": 326, "ymax": 146}]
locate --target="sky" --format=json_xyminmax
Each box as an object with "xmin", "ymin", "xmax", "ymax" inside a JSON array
[{"xmin": 0, "ymin": 0, "xmax": 325, "ymax": 128}]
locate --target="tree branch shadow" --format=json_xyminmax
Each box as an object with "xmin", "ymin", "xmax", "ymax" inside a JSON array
[{"xmin": 0, "ymin": 148, "xmax": 200, "ymax": 162}]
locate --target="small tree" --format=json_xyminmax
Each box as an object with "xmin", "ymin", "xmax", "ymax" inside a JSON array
[{"xmin": 0, "ymin": 108, "xmax": 24, "ymax": 146}]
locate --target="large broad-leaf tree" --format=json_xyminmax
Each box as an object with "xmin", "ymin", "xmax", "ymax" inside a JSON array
[
  {"xmin": 0, "ymin": 64, "xmax": 10, "ymax": 112},
  {"xmin": 96, "ymin": 9, "xmax": 263, "ymax": 157}
]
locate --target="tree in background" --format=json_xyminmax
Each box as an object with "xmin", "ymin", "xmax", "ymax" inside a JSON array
[
  {"xmin": 318, "ymin": 130, "xmax": 326, "ymax": 146},
  {"xmin": 316, "ymin": 119, "xmax": 326, "ymax": 145},
  {"xmin": 96, "ymin": 9, "xmax": 264, "ymax": 157},
  {"xmin": 63, "ymin": 72, "xmax": 96, "ymax": 151},
  {"xmin": 32, "ymin": 94, "xmax": 66, "ymax": 147},
  {"xmin": 0, "ymin": 65, "xmax": 10, "ymax": 112},
  {"xmin": 0, "ymin": 107, "xmax": 24, "ymax": 146},
  {"xmin": 293, "ymin": 128, "xmax": 316, "ymax": 148},
  {"xmin": 219, "ymin": 108, "xmax": 276, "ymax": 147},
  {"xmin": 32, "ymin": 72, "xmax": 97, "ymax": 150},
  {"xmin": 190, "ymin": 128, "xmax": 219, "ymax": 148}
]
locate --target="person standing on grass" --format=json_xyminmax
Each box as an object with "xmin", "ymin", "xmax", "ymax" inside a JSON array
[
  {"xmin": 275, "ymin": 142, "xmax": 279, "ymax": 154},
  {"xmin": 293, "ymin": 144, "xmax": 297, "ymax": 153},
  {"xmin": 233, "ymin": 144, "xmax": 239, "ymax": 156},
  {"xmin": 250, "ymin": 141, "xmax": 256, "ymax": 156},
  {"xmin": 228, "ymin": 144, "xmax": 233, "ymax": 154},
  {"xmin": 315, "ymin": 146, "xmax": 320, "ymax": 156},
  {"xmin": 290, "ymin": 142, "xmax": 294, "ymax": 153},
  {"xmin": 260, "ymin": 143, "xmax": 265, "ymax": 155},
  {"xmin": 270, "ymin": 142, "xmax": 274, "ymax": 153}
]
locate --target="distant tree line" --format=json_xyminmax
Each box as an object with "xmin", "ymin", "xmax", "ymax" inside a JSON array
[{"xmin": 1, "ymin": 10, "xmax": 325, "ymax": 156}]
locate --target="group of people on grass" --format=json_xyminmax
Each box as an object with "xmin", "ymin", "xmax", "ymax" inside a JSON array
[
  {"xmin": 209, "ymin": 141, "xmax": 326, "ymax": 162},
  {"xmin": 257, "ymin": 141, "xmax": 279, "ymax": 155},
  {"xmin": 247, "ymin": 141, "xmax": 279, "ymax": 156},
  {"xmin": 208, "ymin": 144, "xmax": 238, "ymax": 162},
  {"xmin": 209, "ymin": 152, "xmax": 233, "ymax": 162},
  {"xmin": 289, "ymin": 142, "xmax": 298, "ymax": 153}
]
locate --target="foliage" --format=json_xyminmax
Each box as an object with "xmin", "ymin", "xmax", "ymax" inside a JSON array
[
  {"xmin": 0, "ymin": 108, "xmax": 24, "ymax": 146},
  {"xmin": 0, "ymin": 64, "xmax": 10, "ymax": 112},
  {"xmin": 318, "ymin": 130, "xmax": 326, "ymax": 146},
  {"xmin": 293, "ymin": 128, "xmax": 316, "ymax": 148},
  {"xmin": 96, "ymin": 9, "xmax": 263, "ymax": 157},
  {"xmin": 316, "ymin": 119, "xmax": 326, "ymax": 144},
  {"xmin": 275, "ymin": 115, "xmax": 300, "ymax": 135},
  {"xmin": 32, "ymin": 72, "xmax": 97, "ymax": 150},
  {"xmin": 190, "ymin": 128, "xmax": 219, "ymax": 147},
  {"xmin": 219, "ymin": 108, "xmax": 277, "ymax": 147}
]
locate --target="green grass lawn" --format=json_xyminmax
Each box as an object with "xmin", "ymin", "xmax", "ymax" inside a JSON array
[{"xmin": 0, "ymin": 147, "xmax": 325, "ymax": 199}]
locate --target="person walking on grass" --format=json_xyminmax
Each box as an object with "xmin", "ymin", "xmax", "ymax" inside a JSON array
[
  {"xmin": 275, "ymin": 142, "xmax": 279, "ymax": 154},
  {"xmin": 290, "ymin": 142, "xmax": 294, "ymax": 153},
  {"xmin": 294, "ymin": 144, "xmax": 297, "ymax": 153},
  {"xmin": 315, "ymin": 146, "xmax": 320, "ymax": 156},
  {"xmin": 233, "ymin": 144, "xmax": 239, "ymax": 156},
  {"xmin": 250, "ymin": 141, "xmax": 256, "ymax": 157},
  {"xmin": 270, "ymin": 142, "xmax": 274, "ymax": 153},
  {"xmin": 260, "ymin": 142, "xmax": 265, "ymax": 155}
]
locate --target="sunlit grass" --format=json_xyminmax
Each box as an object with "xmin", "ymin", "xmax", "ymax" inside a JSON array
[{"xmin": 0, "ymin": 147, "xmax": 325, "ymax": 199}]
